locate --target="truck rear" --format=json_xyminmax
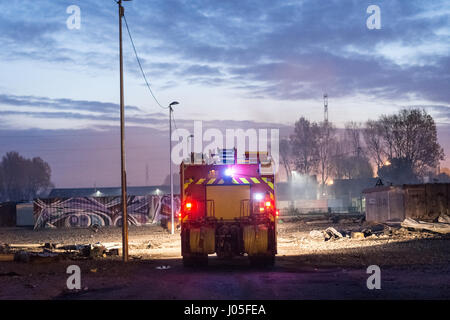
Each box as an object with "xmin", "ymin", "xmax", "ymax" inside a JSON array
[{"xmin": 179, "ymin": 149, "xmax": 277, "ymax": 267}]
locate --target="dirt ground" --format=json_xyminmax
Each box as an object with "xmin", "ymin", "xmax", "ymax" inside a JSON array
[{"xmin": 1, "ymin": 219, "xmax": 449, "ymax": 300}]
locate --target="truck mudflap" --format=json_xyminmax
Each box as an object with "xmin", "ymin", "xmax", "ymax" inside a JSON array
[
  {"xmin": 189, "ymin": 226, "xmax": 215, "ymax": 254},
  {"xmin": 243, "ymin": 224, "xmax": 270, "ymax": 255}
]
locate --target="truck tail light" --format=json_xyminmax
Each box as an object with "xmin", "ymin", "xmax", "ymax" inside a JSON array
[
  {"xmin": 185, "ymin": 202, "xmax": 192, "ymax": 210},
  {"xmin": 259, "ymin": 207, "xmax": 265, "ymax": 212},
  {"xmin": 276, "ymin": 210, "xmax": 279, "ymax": 217},
  {"xmin": 265, "ymin": 201, "xmax": 271, "ymax": 207}
]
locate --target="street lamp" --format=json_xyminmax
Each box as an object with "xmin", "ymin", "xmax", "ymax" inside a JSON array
[
  {"xmin": 169, "ymin": 101, "xmax": 179, "ymax": 235},
  {"xmin": 187, "ymin": 134, "xmax": 194, "ymax": 162}
]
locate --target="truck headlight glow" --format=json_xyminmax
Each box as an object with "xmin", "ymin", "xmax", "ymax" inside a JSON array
[{"xmin": 254, "ymin": 193, "xmax": 263, "ymax": 200}]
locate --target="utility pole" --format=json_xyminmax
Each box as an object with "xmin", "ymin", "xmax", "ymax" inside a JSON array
[
  {"xmin": 118, "ymin": 0, "xmax": 129, "ymax": 262},
  {"xmin": 169, "ymin": 104, "xmax": 173, "ymax": 235},
  {"xmin": 323, "ymin": 93, "xmax": 328, "ymax": 124}
]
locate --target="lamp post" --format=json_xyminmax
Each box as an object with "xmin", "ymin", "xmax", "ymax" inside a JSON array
[
  {"xmin": 188, "ymin": 134, "xmax": 194, "ymax": 162},
  {"xmin": 169, "ymin": 101, "xmax": 179, "ymax": 235}
]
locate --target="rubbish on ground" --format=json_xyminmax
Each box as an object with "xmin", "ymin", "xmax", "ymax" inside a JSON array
[
  {"xmin": 306, "ymin": 220, "xmax": 330, "ymax": 225},
  {"xmin": 309, "ymin": 230, "xmax": 324, "ymax": 240},
  {"xmin": 309, "ymin": 227, "xmax": 344, "ymax": 241},
  {"xmin": 156, "ymin": 265, "xmax": 171, "ymax": 270},
  {"xmin": 324, "ymin": 227, "xmax": 343, "ymax": 240},
  {"xmin": 0, "ymin": 253, "xmax": 15, "ymax": 262},
  {"xmin": 401, "ymin": 218, "xmax": 450, "ymax": 234},
  {"xmin": 351, "ymin": 232, "xmax": 365, "ymax": 239},
  {"xmin": 438, "ymin": 214, "xmax": 450, "ymax": 224},
  {"xmin": 14, "ymin": 251, "xmax": 60, "ymax": 264}
]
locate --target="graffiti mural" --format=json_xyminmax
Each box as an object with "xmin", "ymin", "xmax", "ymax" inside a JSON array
[{"xmin": 33, "ymin": 195, "xmax": 180, "ymax": 229}]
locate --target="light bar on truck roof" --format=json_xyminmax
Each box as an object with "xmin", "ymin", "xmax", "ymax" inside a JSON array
[{"xmin": 224, "ymin": 167, "xmax": 234, "ymax": 176}]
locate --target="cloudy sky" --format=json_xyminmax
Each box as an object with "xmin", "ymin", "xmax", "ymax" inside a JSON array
[{"xmin": 0, "ymin": 0, "xmax": 449, "ymax": 187}]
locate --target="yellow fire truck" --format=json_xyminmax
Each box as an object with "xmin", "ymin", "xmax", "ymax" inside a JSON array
[{"xmin": 179, "ymin": 149, "xmax": 277, "ymax": 267}]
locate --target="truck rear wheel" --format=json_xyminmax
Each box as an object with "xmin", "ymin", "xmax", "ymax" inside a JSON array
[
  {"xmin": 183, "ymin": 254, "xmax": 208, "ymax": 267},
  {"xmin": 249, "ymin": 255, "xmax": 275, "ymax": 268}
]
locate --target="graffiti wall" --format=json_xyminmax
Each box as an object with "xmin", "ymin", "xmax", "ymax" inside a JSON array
[{"xmin": 33, "ymin": 195, "xmax": 180, "ymax": 229}]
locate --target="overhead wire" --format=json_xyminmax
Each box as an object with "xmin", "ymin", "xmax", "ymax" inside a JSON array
[{"xmin": 123, "ymin": 13, "xmax": 168, "ymax": 110}]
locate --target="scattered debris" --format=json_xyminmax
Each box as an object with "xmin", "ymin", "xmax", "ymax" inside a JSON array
[
  {"xmin": 0, "ymin": 253, "xmax": 15, "ymax": 262},
  {"xmin": 309, "ymin": 227, "xmax": 343, "ymax": 241},
  {"xmin": 156, "ymin": 265, "xmax": 171, "ymax": 270},
  {"xmin": 324, "ymin": 227, "xmax": 343, "ymax": 240},
  {"xmin": 44, "ymin": 243, "xmax": 57, "ymax": 249},
  {"xmin": 45, "ymin": 222, "xmax": 56, "ymax": 229},
  {"xmin": 306, "ymin": 220, "xmax": 330, "ymax": 225},
  {"xmin": 438, "ymin": 214, "xmax": 450, "ymax": 224},
  {"xmin": 14, "ymin": 251, "xmax": 60, "ymax": 264},
  {"xmin": 309, "ymin": 230, "xmax": 324, "ymax": 240},
  {"xmin": 401, "ymin": 218, "xmax": 450, "ymax": 234},
  {"xmin": 351, "ymin": 232, "xmax": 365, "ymax": 239}
]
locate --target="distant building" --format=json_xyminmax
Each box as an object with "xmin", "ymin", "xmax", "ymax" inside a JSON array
[
  {"xmin": 48, "ymin": 185, "xmax": 173, "ymax": 198},
  {"xmin": 328, "ymin": 178, "xmax": 378, "ymax": 212}
]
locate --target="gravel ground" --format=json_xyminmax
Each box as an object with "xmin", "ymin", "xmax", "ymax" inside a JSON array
[{"xmin": 0, "ymin": 220, "xmax": 449, "ymax": 299}]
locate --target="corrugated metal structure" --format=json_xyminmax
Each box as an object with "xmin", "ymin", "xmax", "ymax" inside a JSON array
[
  {"xmin": 363, "ymin": 186, "xmax": 404, "ymax": 222},
  {"xmin": 0, "ymin": 202, "xmax": 16, "ymax": 227},
  {"xmin": 16, "ymin": 202, "xmax": 34, "ymax": 226},
  {"xmin": 363, "ymin": 183, "xmax": 450, "ymax": 223}
]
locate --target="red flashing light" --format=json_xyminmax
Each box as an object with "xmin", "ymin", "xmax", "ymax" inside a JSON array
[
  {"xmin": 259, "ymin": 207, "xmax": 265, "ymax": 212},
  {"xmin": 276, "ymin": 210, "xmax": 279, "ymax": 217},
  {"xmin": 265, "ymin": 201, "xmax": 271, "ymax": 207},
  {"xmin": 186, "ymin": 202, "xmax": 192, "ymax": 209}
]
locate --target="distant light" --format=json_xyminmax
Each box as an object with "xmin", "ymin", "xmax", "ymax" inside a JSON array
[
  {"xmin": 224, "ymin": 167, "xmax": 234, "ymax": 176},
  {"xmin": 254, "ymin": 193, "xmax": 263, "ymax": 200},
  {"xmin": 265, "ymin": 201, "xmax": 271, "ymax": 207},
  {"xmin": 327, "ymin": 179, "xmax": 334, "ymax": 186},
  {"xmin": 384, "ymin": 160, "xmax": 391, "ymax": 166},
  {"xmin": 94, "ymin": 190, "xmax": 102, "ymax": 196},
  {"xmin": 155, "ymin": 188, "xmax": 161, "ymax": 195}
]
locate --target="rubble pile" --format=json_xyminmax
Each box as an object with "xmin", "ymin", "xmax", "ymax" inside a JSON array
[{"xmin": 0, "ymin": 242, "xmax": 121, "ymax": 263}]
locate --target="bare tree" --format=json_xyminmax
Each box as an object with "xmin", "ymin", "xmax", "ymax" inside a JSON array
[
  {"xmin": 363, "ymin": 120, "xmax": 386, "ymax": 170},
  {"xmin": 279, "ymin": 138, "xmax": 293, "ymax": 182},
  {"xmin": 317, "ymin": 121, "xmax": 335, "ymax": 189},
  {"xmin": 290, "ymin": 117, "xmax": 319, "ymax": 175},
  {"xmin": 345, "ymin": 121, "xmax": 364, "ymax": 157}
]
